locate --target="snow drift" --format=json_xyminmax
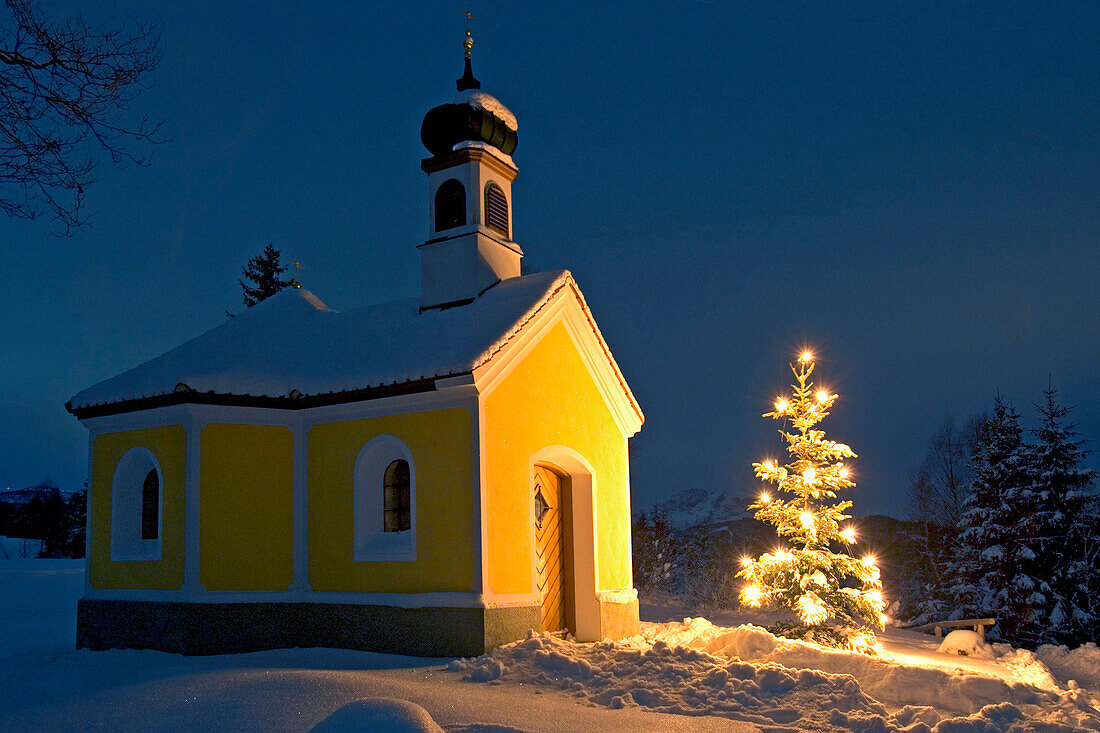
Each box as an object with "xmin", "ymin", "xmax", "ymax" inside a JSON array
[{"xmin": 450, "ymin": 619, "xmax": 1100, "ymax": 732}]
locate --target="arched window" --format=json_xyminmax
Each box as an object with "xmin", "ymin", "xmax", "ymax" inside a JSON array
[
  {"xmin": 484, "ymin": 182, "xmax": 509, "ymax": 235},
  {"xmin": 141, "ymin": 469, "xmax": 159, "ymax": 540},
  {"xmin": 383, "ymin": 459, "xmax": 411, "ymax": 532},
  {"xmin": 353, "ymin": 435, "xmax": 416, "ymax": 561},
  {"xmin": 435, "ymin": 179, "xmax": 466, "ymax": 232},
  {"xmin": 110, "ymin": 447, "xmax": 162, "ymax": 561}
]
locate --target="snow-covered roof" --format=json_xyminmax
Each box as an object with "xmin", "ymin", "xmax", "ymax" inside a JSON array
[{"xmin": 69, "ymin": 270, "xmax": 584, "ymax": 416}]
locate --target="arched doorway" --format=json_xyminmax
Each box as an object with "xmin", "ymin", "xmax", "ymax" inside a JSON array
[
  {"xmin": 533, "ymin": 464, "xmax": 572, "ymax": 633},
  {"xmin": 529, "ymin": 447, "xmax": 599, "ymax": 640}
]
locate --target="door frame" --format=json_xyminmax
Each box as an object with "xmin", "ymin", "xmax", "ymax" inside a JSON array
[{"xmin": 528, "ymin": 446, "xmax": 600, "ymax": 641}]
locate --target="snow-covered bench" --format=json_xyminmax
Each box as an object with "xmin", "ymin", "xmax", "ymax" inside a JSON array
[{"xmin": 907, "ymin": 618, "xmax": 996, "ymax": 640}]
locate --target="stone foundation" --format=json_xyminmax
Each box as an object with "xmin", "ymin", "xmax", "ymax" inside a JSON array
[{"xmin": 77, "ymin": 598, "xmax": 540, "ymax": 657}]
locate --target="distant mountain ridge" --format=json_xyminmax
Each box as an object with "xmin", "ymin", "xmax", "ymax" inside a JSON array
[
  {"xmin": 644, "ymin": 487, "xmax": 756, "ymax": 529},
  {"xmin": 0, "ymin": 478, "xmax": 73, "ymax": 506}
]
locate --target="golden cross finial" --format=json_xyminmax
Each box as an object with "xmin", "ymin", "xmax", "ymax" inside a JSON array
[
  {"xmin": 463, "ymin": 7, "xmax": 475, "ymax": 58},
  {"xmin": 289, "ymin": 258, "xmax": 305, "ymax": 289}
]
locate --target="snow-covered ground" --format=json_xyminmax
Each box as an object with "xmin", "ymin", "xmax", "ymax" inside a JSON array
[
  {"xmin": 0, "ymin": 535, "xmax": 44, "ymax": 559},
  {"xmin": 3, "ymin": 563, "xmax": 1099, "ymax": 732}
]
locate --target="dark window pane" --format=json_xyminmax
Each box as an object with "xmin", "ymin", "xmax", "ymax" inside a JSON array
[
  {"xmin": 141, "ymin": 469, "xmax": 159, "ymax": 540},
  {"xmin": 383, "ymin": 460, "xmax": 411, "ymax": 533},
  {"xmin": 435, "ymin": 179, "xmax": 466, "ymax": 231}
]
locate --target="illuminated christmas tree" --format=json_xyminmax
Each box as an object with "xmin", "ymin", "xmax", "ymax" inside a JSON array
[{"xmin": 738, "ymin": 350, "xmax": 886, "ymax": 652}]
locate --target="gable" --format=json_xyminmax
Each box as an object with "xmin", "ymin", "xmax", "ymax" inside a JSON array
[{"xmin": 473, "ymin": 278, "xmax": 643, "ymax": 438}]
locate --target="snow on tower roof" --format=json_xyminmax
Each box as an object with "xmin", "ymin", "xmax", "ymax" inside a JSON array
[
  {"xmin": 67, "ymin": 270, "xmax": 635, "ymax": 419},
  {"xmin": 455, "ymin": 89, "xmax": 517, "ymax": 130}
]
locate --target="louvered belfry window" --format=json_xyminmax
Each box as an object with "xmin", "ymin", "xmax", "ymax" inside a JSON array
[
  {"xmin": 435, "ymin": 179, "xmax": 466, "ymax": 232},
  {"xmin": 141, "ymin": 469, "xmax": 159, "ymax": 540},
  {"xmin": 484, "ymin": 182, "xmax": 509, "ymax": 235},
  {"xmin": 383, "ymin": 459, "xmax": 411, "ymax": 532}
]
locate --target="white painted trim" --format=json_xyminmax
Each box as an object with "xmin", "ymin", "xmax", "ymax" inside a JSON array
[
  {"xmin": 435, "ymin": 373, "xmax": 476, "ymax": 390},
  {"xmin": 289, "ymin": 422, "xmax": 310, "ymax": 591},
  {"xmin": 182, "ymin": 413, "xmax": 204, "ymax": 594},
  {"xmin": 352, "ymin": 435, "xmax": 417, "ymax": 562},
  {"xmin": 83, "ymin": 431, "xmax": 94, "ymax": 595},
  {"xmin": 83, "ymin": 405, "xmax": 196, "ymax": 438},
  {"xmin": 474, "ymin": 282, "xmax": 643, "ymax": 438},
  {"xmin": 597, "ymin": 589, "xmax": 638, "ymax": 604},
  {"xmin": 78, "ymin": 383, "xmax": 478, "ymax": 436},
  {"xmin": 80, "ymin": 587, "xmax": 538, "ymax": 609},
  {"xmin": 301, "ymin": 388, "xmax": 477, "ymax": 426},
  {"xmin": 622, "ymin": 434, "xmax": 635, "ymax": 591},
  {"xmin": 109, "ymin": 446, "xmax": 163, "ymax": 562}
]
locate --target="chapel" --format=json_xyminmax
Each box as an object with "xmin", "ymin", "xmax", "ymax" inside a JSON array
[{"xmin": 66, "ymin": 36, "xmax": 644, "ymax": 657}]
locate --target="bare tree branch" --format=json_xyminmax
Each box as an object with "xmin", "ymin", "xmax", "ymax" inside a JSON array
[{"xmin": 0, "ymin": 0, "xmax": 162, "ymax": 234}]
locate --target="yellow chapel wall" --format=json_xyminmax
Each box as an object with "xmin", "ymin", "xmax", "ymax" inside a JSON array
[
  {"xmin": 199, "ymin": 423, "xmax": 294, "ymax": 591},
  {"xmin": 483, "ymin": 321, "xmax": 632, "ymax": 596},
  {"xmin": 88, "ymin": 425, "xmax": 186, "ymax": 590},
  {"xmin": 307, "ymin": 407, "xmax": 476, "ymax": 593}
]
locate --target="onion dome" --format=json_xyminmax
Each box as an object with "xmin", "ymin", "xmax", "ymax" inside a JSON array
[{"xmin": 420, "ymin": 33, "xmax": 518, "ymax": 157}]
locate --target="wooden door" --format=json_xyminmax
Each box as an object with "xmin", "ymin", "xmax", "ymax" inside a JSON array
[{"xmin": 534, "ymin": 465, "xmax": 566, "ymax": 632}]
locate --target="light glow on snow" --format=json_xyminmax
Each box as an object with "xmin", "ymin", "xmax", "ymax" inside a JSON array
[
  {"xmin": 7, "ymin": 562, "xmax": 1100, "ymax": 732},
  {"xmin": 799, "ymin": 511, "xmax": 814, "ymax": 528}
]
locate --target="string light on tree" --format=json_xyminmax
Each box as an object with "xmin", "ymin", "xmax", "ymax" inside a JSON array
[{"xmin": 737, "ymin": 349, "xmax": 886, "ymax": 653}]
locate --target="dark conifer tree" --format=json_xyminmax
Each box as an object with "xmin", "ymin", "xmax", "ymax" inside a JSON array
[
  {"xmin": 239, "ymin": 245, "xmax": 292, "ymax": 307},
  {"xmin": 948, "ymin": 397, "xmax": 1033, "ymax": 638},
  {"xmin": 1018, "ymin": 384, "xmax": 1098, "ymax": 646},
  {"xmin": 632, "ymin": 508, "xmax": 676, "ymax": 596},
  {"xmin": 63, "ymin": 487, "xmax": 88, "ymax": 558}
]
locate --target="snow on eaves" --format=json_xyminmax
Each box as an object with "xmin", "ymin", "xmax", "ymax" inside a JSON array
[{"xmin": 68, "ymin": 270, "xmax": 573, "ymax": 412}]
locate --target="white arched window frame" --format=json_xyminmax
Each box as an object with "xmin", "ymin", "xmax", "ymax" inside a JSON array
[
  {"xmin": 353, "ymin": 435, "xmax": 416, "ymax": 561},
  {"xmin": 110, "ymin": 446, "xmax": 163, "ymax": 561}
]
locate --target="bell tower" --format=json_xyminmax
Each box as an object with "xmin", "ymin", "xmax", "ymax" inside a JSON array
[{"xmin": 418, "ymin": 24, "xmax": 522, "ymax": 310}]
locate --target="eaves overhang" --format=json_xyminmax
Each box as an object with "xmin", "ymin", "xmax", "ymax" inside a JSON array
[{"xmin": 65, "ymin": 374, "xmax": 461, "ymax": 420}]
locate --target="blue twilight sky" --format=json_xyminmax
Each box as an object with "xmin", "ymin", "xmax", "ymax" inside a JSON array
[{"xmin": 3, "ymin": 1, "xmax": 1098, "ymax": 518}]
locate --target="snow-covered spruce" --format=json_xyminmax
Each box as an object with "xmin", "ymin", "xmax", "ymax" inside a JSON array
[
  {"xmin": 449, "ymin": 621, "xmax": 1100, "ymax": 732},
  {"xmin": 947, "ymin": 388, "xmax": 1098, "ymax": 648}
]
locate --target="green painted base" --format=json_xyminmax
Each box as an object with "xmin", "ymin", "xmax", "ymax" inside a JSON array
[{"xmin": 76, "ymin": 598, "xmax": 540, "ymax": 657}]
